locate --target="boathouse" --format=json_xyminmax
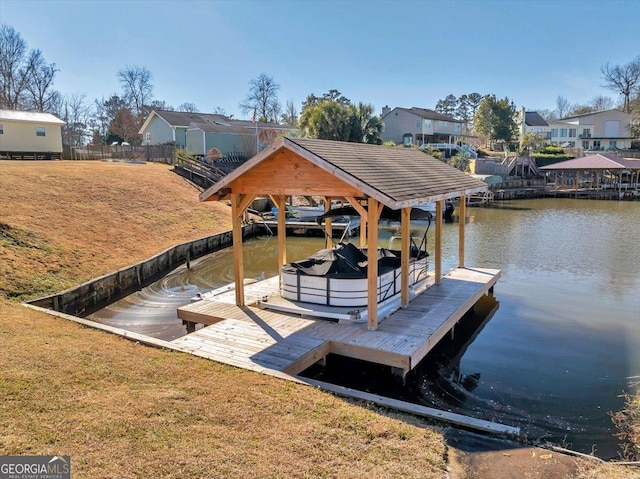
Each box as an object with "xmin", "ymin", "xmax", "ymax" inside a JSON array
[
  {"xmin": 176, "ymin": 137, "xmax": 500, "ymax": 379},
  {"xmin": 541, "ymin": 153, "xmax": 640, "ymax": 198}
]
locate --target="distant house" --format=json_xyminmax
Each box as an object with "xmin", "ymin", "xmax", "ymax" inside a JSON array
[
  {"xmin": 0, "ymin": 109, "xmax": 65, "ymax": 159},
  {"xmin": 139, "ymin": 109, "xmax": 297, "ymax": 158},
  {"xmin": 186, "ymin": 121, "xmax": 256, "ymax": 158},
  {"xmin": 518, "ymin": 108, "xmax": 633, "ymax": 151},
  {"xmin": 380, "ymin": 106, "xmax": 466, "ymax": 146}
]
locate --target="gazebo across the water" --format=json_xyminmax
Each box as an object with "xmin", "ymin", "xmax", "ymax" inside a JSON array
[{"xmin": 540, "ymin": 153, "xmax": 640, "ymax": 195}]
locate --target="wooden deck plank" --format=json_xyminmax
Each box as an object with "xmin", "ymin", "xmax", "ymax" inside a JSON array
[
  {"xmin": 175, "ymin": 337, "xmax": 294, "ymax": 370},
  {"xmin": 175, "ymin": 267, "xmax": 500, "ymax": 375}
]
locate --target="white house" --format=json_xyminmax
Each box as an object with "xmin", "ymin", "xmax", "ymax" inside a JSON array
[
  {"xmin": 518, "ymin": 108, "xmax": 633, "ymax": 151},
  {"xmin": 0, "ymin": 110, "xmax": 65, "ymax": 159}
]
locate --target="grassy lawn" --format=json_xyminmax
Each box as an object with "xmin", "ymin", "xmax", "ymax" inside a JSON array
[{"xmin": 0, "ymin": 160, "xmax": 447, "ymax": 478}]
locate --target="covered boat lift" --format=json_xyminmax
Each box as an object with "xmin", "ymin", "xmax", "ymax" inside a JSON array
[
  {"xmin": 196, "ymin": 137, "xmax": 489, "ymax": 331},
  {"xmin": 540, "ymin": 153, "xmax": 640, "ymax": 198}
]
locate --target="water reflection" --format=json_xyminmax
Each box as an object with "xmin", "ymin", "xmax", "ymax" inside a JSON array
[{"xmin": 87, "ymin": 198, "xmax": 640, "ymax": 458}]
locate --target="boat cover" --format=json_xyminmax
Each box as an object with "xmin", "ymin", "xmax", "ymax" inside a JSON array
[
  {"xmin": 282, "ymin": 242, "xmax": 425, "ymax": 278},
  {"xmin": 315, "ymin": 206, "xmax": 432, "ymax": 224}
]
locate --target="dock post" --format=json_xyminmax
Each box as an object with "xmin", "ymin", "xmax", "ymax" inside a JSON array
[
  {"xmin": 391, "ymin": 367, "xmax": 409, "ymax": 386},
  {"xmin": 182, "ymin": 320, "xmax": 196, "ymax": 333},
  {"xmin": 435, "ymin": 201, "xmax": 443, "ymax": 284},
  {"xmin": 458, "ymin": 195, "xmax": 466, "ymax": 268}
]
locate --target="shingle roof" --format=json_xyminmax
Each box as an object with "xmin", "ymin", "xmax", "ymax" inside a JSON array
[
  {"xmin": 407, "ymin": 107, "xmax": 461, "ymax": 123},
  {"xmin": 149, "ymin": 109, "xmax": 296, "ymax": 131},
  {"xmin": 559, "ymin": 109, "xmax": 627, "ymax": 121},
  {"xmin": 153, "ymin": 110, "xmax": 228, "ymax": 127},
  {"xmin": 189, "ymin": 122, "xmax": 252, "ymax": 135},
  {"xmin": 0, "ymin": 109, "xmax": 65, "ymax": 124},
  {"xmin": 524, "ymin": 112, "xmax": 548, "ymax": 127},
  {"xmin": 201, "ymin": 137, "xmax": 487, "ymax": 208},
  {"xmin": 540, "ymin": 154, "xmax": 640, "ymax": 170}
]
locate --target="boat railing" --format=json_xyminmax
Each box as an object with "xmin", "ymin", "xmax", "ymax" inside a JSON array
[{"xmin": 378, "ymin": 257, "xmax": 428, "ymax": 303}]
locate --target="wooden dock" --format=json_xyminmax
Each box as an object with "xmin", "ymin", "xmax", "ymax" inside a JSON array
[
  {"xmin": 259, "ymin": 217, "xmax": 360, "ymax": 238},
  {"xmin": 175, "ymin": 267, "xmax": 500, "ymax": 378}
]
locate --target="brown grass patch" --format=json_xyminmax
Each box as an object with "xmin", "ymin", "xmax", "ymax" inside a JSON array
[
  {"xmin": 0, "ymin": 160, "xmax": 230, "ymax": 299},
  {"xmin": 0, "ymin": 160, "xmax": 446, "ymax": 478}
]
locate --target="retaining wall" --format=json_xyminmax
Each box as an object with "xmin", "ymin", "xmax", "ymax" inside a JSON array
[{"xmin": 28, "ymin": 225, "xmax": 259, "ymax": 316}]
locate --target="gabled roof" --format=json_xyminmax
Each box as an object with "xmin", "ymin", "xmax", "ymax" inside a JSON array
[
  {"xmin": 189, "ymin": 122, "xmax": 252, "ymax": 135},
  {"xmin": 0, "ymin": 109, "xmax": 65, "ymax": 124},
  {"xmin": 200, "ymin": 137, "xmax": 486, "ymax": 208},
  {"xmin": 139, "ymin": 109, "xmax": 297, "ymax": 134},
  {"xmin": 145, "ymin": 110, "xmax": 228, "ymax": 128},
  {"xmin": 524, "ymin": 111, "xmax": 548, "ymax": 127},
  {"xmin": 559, "ymin": 109, "xmax": 630, "ymax": 121},
  {"xmin": 540, "ymin": 154, "xmax": 640, "ymax": 170},
  {"xmin": 382, "ymin": 107, "xmax": 461, "ymax": 123},
  {"xmin": 408, "ymin": 107, "xmax": 461, "ymax": 123}
]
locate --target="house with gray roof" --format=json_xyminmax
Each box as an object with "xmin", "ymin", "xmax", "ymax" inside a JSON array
[
  {"xmin": 517, "ymin": 107, "xmax": 633, "ymax": 151},
  {"xmin": 139, "ymin": 109, "xmax": 298, "ymax": 158},
  {"xmin": 380, "ymin": 106, "xmax": 466, "ymax": 147}
]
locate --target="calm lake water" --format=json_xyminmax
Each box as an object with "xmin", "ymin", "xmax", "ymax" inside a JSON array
[{"xmin": 88, "ymin": 198, "xmax": 640, "ymax": 458}]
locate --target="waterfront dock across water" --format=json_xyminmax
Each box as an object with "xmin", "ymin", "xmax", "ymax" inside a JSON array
[
  {"xmin": 259, "ymin": 217, "xmax": 360, "ymax": 238},
  {"xmin": 175, "ymin": 267, "xmax": 500, "ymax": 379}
]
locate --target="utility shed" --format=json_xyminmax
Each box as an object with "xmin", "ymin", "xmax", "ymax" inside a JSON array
[
  {"xmin": 199, "ymin": 137, "xmax": 488, "ymax": 330},
  {"xmin": 0, "ymin": 109, "xmax": 65, "ymax": 159}
]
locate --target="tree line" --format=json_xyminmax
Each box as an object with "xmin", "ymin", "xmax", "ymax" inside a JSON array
[{"xmin": 2, "ymin": 23, "xmax": 639, "ymax": 149}]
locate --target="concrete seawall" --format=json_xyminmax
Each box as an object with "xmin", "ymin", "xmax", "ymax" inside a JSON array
[{"xmin": 28, "ymin": 224, "xmax": 259, "ymax": 317}]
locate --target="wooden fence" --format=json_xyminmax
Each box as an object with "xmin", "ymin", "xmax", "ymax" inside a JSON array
[{"xmin": 68, "ymin": 144, "xmax": 176, "ymax": 163}]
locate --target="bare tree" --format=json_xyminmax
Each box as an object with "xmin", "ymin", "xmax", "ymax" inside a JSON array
[
  {"xmin": 555, "ymin": 95, "xmax": 572, "ymax": 119},
  {"xmin": 601, "ymin": 57, "xmax": 640, "ymax": 113},
  {"xmin": 537, "ymin": 109, "xmax": 558, "ymax": 122},
  {"xmin": 177, "ymin": 102, "xmax": 198, "ymax": 112},
  {"xmin": 118, "ymin": 65, "xmax": 153, "ymax": 116},
  {"xmin": 239, "ymin": 73, "xmax": 281, "ymax": 122},
  {"xmin": 148, "ymin": 99, "xmax": 173, "ymax": 111},
  {"xmin": 280, "ymin": 99, "xmax": 298, "ymax": 126},
  {"xmin": 25, "ymin": 49, "xmax": 58, "ymax": 112},
  {"xmin": 590, "ymin": 95, "xmax": 614, "ymax": 112},
  {"xmin": 0, "ymin": 25, "xmax": 31, "ymax": 109},
  {"xmin": 52, "ymin": 93, "xmax": 91, "ymax": 146}
]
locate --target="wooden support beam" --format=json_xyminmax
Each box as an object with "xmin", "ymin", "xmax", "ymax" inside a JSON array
[
  {"xmin": 458, "ymin": 195, "xmax": 466, "ymax": 268},
  {"xmin": 323, "ymin": 196, "xmax": 333, "ymax": 249},
  {"xmin": 231, "ymin": 194, "xmax": 245, "ymax": 306},
  {"xmin": 344, "ymin": 196, "xmax": 367, "ymax": 217},
  {"xmin": 344, "ymin": 196, "xmax": 368, "ymax": 247},
  {"xmin": 367, "ymin": 198, "xmax": 382, "ymax": 330},
  {"xmin": 401, "ymin": 207, "xmax": 410, "ymax": 307},
  {"xmin": 435, "ymin": 200, "xmax": 443, "ymax": 284},
  {"xmin": 268, "ymin": 195, "xmax": 288, "ymax": 280},
  {"xmin": 360, "ymin": 219, "xmax": 367, "ymax": 247},
  {"xmin": 237, "ymin": 194, "xmax": 256, "ymax": 217}
]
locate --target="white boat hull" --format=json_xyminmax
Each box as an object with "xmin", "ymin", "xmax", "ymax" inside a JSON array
[{"xmin": 281, "ymin": 257, "xmax": 428, "ymax": 307}]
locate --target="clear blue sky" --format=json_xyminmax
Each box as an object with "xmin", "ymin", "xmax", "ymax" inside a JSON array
[{"xmin": 1, "ymin": 0, "xmax": 639, "ymax": 119}]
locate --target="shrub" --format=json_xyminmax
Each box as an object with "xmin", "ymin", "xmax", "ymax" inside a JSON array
[
  {"xmin": 610, "ymin": 392, "xmax": 640, "ymax": 461},
  {"xmin": 176, "ymin": 148, "xmax": 196, "ymax": 160},
  {"xmin": 421, "ymin": 146, "xmax": 442, "ymax": 159},
  {"xmin": 206, "ymin": 147, "xmax": 222, "ymax": 163},
  {"xmin": 532, "ymin": 145, "xmax": 575, "ymax": 167},
  {"xmin": 447, "ymin": 152, "xmax": 469, "ymax": 171}
]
